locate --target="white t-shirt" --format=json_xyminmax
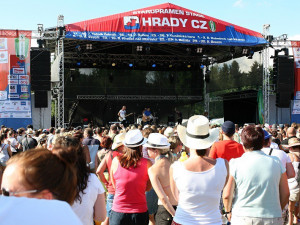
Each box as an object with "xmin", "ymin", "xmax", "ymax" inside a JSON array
[
  {"xmin": 7, "ymin": 138, "xmax": 18, "ymax": 153},
  {"xmin": 270, "ymin": 142, "xmax": 279, "ymax": 149},
  {"xmin": 119, "ymin": 110, "xmax": 126, "ymax": 119},
  {"xmin": 0, "ymin": 143, "xmax": 9, "ymax": 165},
  {"xmin": 0, "ymin": 196, "xmax": 82, "ymax": 225},
  {"xmin": 72, "ymin": 173, "xmax": 105, "ymax": 225},
  {"xmin": 261, "ymin": 147, "xmax": 291, "ymax": 168},
  {"xmin": 172, "ymin": 158, "xmax": 227, "ymax": 225}
]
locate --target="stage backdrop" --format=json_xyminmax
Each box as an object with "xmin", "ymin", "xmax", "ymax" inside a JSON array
[{"xmin": 0, "ymin": 30, "xmax": 32, "ymax": 129}]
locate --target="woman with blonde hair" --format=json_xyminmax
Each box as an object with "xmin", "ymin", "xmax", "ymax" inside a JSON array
[{"xmin": 145, "ymin": 133, "xmax": 177, "ymax": 224}]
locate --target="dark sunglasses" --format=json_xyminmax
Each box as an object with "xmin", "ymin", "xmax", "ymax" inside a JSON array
[{"xmin": 1, "ymin": 188, "xmax": 38, "ymax": 196}]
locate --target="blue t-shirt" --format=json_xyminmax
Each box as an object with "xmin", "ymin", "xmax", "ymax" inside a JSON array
[
  {"xmin": 230, "ymin": 150, "xmax": 285, "ymax": 218},
  {"xmin": 144, "ymin": 110, "xmax": 151, "ymax": 116}
]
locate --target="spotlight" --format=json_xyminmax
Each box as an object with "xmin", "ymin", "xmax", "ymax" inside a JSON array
[
  {"xmin": 187, "ymin": 64, "xmax": 192, "ymax": 68},
  {"xmin": 92, "ymin": 63, "xmax": 97, "ymax": 66},
  {"xmin": 112, "ymin": 62, "xmax": 116, "ymax": 67},
  {"xmin": 86, "ymin": 44, "xmax": 92, "ymax": 50},
  {"xmin": 136, "ymin": 46, "xmax": 143, "ymax": 52},
  {"xmin": 169, "ymin": 64, "xmax": 173, "ymax": 68},
  {"xmin": 152, "ymin": 64, "xmax": 156, "ymax": 68},
  {"xmin": 129, "ymin": 63, "xmax": 133, "ymax": 67},
  {"xmin": 200, "ymin": 65, "xmax": 205, "ymax": 69},
  {"xmin": 76, "ymin": 62, "xmax": 81, "ymax": 66},
  {"xmin": 196, "ymin": 47, "xmax": 203, "ymax": 53},
  {"xmin": 242, "ymin": 48, "xmax": 249, "ymax": 55}
]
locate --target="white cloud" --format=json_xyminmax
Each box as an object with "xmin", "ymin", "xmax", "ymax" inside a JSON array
[
  {"xmin": 233, "ymin": 0, "xmax": 244, "ymax": 8},
  {"xmin": 288, "ymin": 34, "xmax": 300, "ymax": 41}
]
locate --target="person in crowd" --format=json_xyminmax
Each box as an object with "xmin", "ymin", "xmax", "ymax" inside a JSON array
[
  {"xmin": 16, "ymin": 128, "xmax": 26, "ymax": 144},
  {"xmin": 233, "ymin": 124, "xmax": 241, "ymax": 143},
  {"xmin": 287, "ymin": 138, "xmax": 300, "ymax": 225},
  {"xmin": 73, "ymin": 130, "xmax": 91, "ymax": 164},
  {"xmin": 223, "ymin": 125, "xmax": 290, "ymax": 225},
  {"xmin": 37, "ymin": 134, "xmax": 48, "ymax": 148},
  {"xmin": 164, "ymin": 127, "xmax": 174, "ymax": 138},
  {"xmin": 21, "ymin": 129, "xmax": 38, "ymax": 151},
  {"xmin": 53, "ymin": 136, "xmax": 106, "ymax": 225},
  {"xmin": 0, "ymin": 133, "xmax": 12, "ymax": 193},
  {"xmin": 96, "ymin": 133, "xmax": 126, "ymax": 225},
  {"xmin": 95, "ymin": 127, "xmax": 104, "ymax": 143},
  {"xmin": 261, "ymin": 129, "xmax": 295, "ymax": 179},
  {"xmin": 47, "ymin": 127, "xmax": 56, "ymax": 149},
  {"xmin": 209, "ymin": 120, "xmax": 244, "ymax": 162},
  {"xmin": 95, "ymin": 136, "xmax": 113, "ymax": 170},
  {"xmin": 141, "ymin": 127, "xmax": 158, "ymax": 225},
  {"xmin": 0, "ymin": 196, "xmax": 83, "ymax": 225},
  {"xmin": 83, "ymin": 128, "xmax": 100, "ymax": 146},
  {"xmin": 170, "ymin": 115, "xmax": 228, "ymax": 225},
  {"xmin": 109, "ymin": 129, "xmax": 152, "ymax": 225},
  {"xmin": 109, "ymin": 124, "xmax": 120, "ymax": 141},
  {"xmin": 282, "ymin": 127, "xmax": 297, "ymax": 145},
  {"xmin": 7, "ymin": 129, "xmax": 21, "ymax": 155},
  {"xmin": 1, "ymin": 148, "xmax": 77, "ymax": 204},
  {"xmin": 168, "ymin": 135, "xmax": 182, "ymax": 160},
  {"xmin": 145, "ymin": 133, "xmax": 177, "ymax": 225}
]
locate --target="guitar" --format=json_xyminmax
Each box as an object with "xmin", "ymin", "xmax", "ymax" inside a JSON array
[
  {"xmin": 118, "ymin": 113, "xmax": 133, "ymax": 122},
  {"xmin": 142, "ymin": 114, "xmax": 153, "ymax": 122}
]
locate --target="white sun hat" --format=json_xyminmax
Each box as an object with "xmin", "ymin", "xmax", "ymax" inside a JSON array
[
  {"xmin": 144, "ymin": 133, "xmax": 170, "ymax": 149},
  {"xmin": 177, "ymin": 115, "xmax": 219, "ymax": 149},
  {"xmin": 112, "ymin": 132, "xmax": 126, "ymax": 150},
  {"xmin": 123, "ymin": 129, "xmax": 147, "ymax": 148}
]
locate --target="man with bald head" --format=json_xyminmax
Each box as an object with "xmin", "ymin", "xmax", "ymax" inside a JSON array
[{"xmin": 282, "ymin": 127, "xmax": 297, "ymax": 145}]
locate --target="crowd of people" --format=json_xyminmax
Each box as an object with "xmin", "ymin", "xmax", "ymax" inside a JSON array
[{"xmin": 1, "ymin": 117, "xmax": 300, "ymax": 225}]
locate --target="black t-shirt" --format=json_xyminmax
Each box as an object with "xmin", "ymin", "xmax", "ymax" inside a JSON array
[
  {"xmin": 82, "ymin": 137, "xmax": 100, "ymax": 146},
  {"xmin": 281, "ymin": 136, "xmax": 297, "ymax": 145}
]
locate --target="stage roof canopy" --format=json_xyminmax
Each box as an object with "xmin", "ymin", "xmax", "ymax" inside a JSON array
[{"xmin": 47, "ymin": 3, "xmax": 267, "ymax": 69}]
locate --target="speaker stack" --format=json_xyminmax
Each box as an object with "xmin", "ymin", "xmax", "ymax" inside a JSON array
[
  {"xmin": 30, "ymin": 48, "xmax": 51, "ymax": 108},
  {"xmin": 274, "ymin": 56, "xmax": 294, "ymax": 108}
]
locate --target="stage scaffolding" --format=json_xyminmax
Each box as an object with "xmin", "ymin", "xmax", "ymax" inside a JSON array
[{"xmin": 77, "ymin": 95, "xmax": 202, "ymax": 101}]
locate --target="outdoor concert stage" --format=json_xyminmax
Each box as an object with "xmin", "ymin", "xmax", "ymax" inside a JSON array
[{"xmin": 0, "ymin": 3, "xmax": 267, "ymax": 128}]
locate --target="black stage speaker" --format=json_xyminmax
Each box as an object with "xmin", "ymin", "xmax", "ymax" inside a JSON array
[
  {"xmin": 35, "ymin": 91, "xmax": 48, "ymax": 108},
  {"xmin": 276, "ymin": 57, "xmax": 294, "ymax": 107},
  {"xmin": 30, "ymin": 49, "xmax": 51, "ymax": 91}
]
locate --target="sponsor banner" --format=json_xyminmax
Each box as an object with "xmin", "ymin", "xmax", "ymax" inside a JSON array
[
  {"xmin": 291, "ymin": 41, "xmax": 300, "ymax": 122},
  {"xmin": 66, "ymin": 3, "xmax": 266, "ymax": 46},
  {"xmin": 0, "ymin": 30, "xmax": 32, "ymax": 128}
]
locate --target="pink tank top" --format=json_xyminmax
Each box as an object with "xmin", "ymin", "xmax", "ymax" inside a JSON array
[{"xmin": 112, "ymin": 157, "xmax": 149, "ymax": 213}]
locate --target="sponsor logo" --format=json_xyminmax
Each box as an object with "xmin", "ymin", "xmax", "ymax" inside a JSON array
[
  {"xmin": 9, "ymin": 85, "xmax": 17, "ymax": 93},
  {"xmin": 13, "ymin": 68, "xmax": 25, "ymax": 75},
  {"xmin": 19, "ymin": 75, "xmax": 29, "ymax": 80},
  {"xmin": 8, "ymin": 75, "xmax": 18, "ymax": 80},
  {"xmin": 8, "ymin": 80, "xmax": 19, "ymax": 85},
  {"xmin": 0, "ymin": 91, "xmax": 7, "ymax": 100},
  {"xmin": 19, "ymin": 80, "xmax": 29, "ymax": 85},
  {"xmin": 124, "ymin": 16, "xmax": 140, "ymax": 30},
  {"xmin": 209, "ymin": 21, "xmax": 216, "ymax": 32},
  {"xmin": 8, "ymin": 94, "xmax": 19, "ymax": 99},
  {"xmin": 0, "ymin": 51, "xmax": 8, "ymax": 64},
  {"xmin": 0, "ymin": 38, "xmax": 7, "ymax": 50},
  {"xmin": 20, "ymin": 93, "xmax": 29, "ymax": 99},
  {"xmin": 21, "ymin": 102, "xmax": 27, "ymax": 106},
  {"xmin": 21, "ymin": 86, "xmax": 28, "ymax": 93}
]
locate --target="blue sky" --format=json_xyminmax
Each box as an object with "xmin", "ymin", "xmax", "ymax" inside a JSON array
[{"xmin": 1, "ymin": 0, "xmax": 299, "ymax": 39}]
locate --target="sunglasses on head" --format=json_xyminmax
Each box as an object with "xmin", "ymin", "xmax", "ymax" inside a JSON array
[{"xmin": 1, "ymin": 188, "xmax": 38, "ymax": 197}]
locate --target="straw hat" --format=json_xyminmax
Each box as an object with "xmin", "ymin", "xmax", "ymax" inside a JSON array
[
  {"xmin": 112, "ymin": 133, "xmax": 126, "ymax": 150},
  {"xmin": 164, "ymin": 127, "xmax": 174, "ymax": 138},
  {"xmin": 288, "ymin": 137, "xmax": 300, "ymax": 148},
  {"xmin": 177, "ymin": 115, "xmax": 219, "ymax": 149},
  {"xmin": 123, "ymin": 129, "xmax": 147, "ymax": 148},
  {"xmin": 144, "ymin": 133, "xmax": 170, "ymax": 149}
]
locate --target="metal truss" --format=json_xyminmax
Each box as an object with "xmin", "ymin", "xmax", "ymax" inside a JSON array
[
  {"xmin": 77, "ymin": 95, "xmax": 202, "ymax": 101},
  {"xmin": 262, "ymin": 24, "xmax": 271, "ymax": 124},
  {"xmin": 55, "ymin": 15, "xmax": 65, "ymax": 128}
]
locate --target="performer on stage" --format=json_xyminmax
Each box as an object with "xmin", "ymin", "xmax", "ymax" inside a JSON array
[
  {"xmin": 142, "ymin": 107, "xmax": 153, "ymax": 126},
  {"xmin": 118, "ymin": 106, "xmax": 127, "ymax": 125},
  {"xmin": 175, "ymin": 108, "xmax": 183, "ymax": 125}
]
